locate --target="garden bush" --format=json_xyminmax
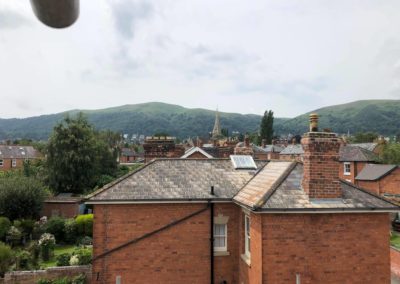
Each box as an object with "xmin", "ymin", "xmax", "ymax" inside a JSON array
[
  {"xmin": 0, "ymin": 242, "xmax": 13, "ymax": 277},
  {"xmin": 77, "ymin": 236, "xmax": 92, "ymax": 246},
  {"xmin": 75, "ymin": 215, "xmax": 93, "ymax": 238},
  {"xmin": 46, "ymin": 217, "xmax": 66, "ymax": 243},
  {"xmin": 36, "ymin": 274, "xmax": 86, "ymax": 284},
  {"xmin": 15, "ymin": 249, "xmax": 31, "ymax": 270},
  {"xmin": 7, "ymin": 226, "xmax": 22, "ymax": 247},
  {"xmin": 56, "ymin": 253, "xmax": 71, "ymax": 267},
  {"xmin": 18, "ymin": 219, "xmax": 36, "ymax": 239},
  {"xmin": 0, "ymin": 217, "xmax": 11, "ymax": 240},
  {"xmin": 38, "ymin": 233, "xmax": 55, "ymax": 261},
  {"xmin": 64, "ymin": 219, "xmax": 77, "ymax": 244},
  {"xmin": 74, "ymin": 248, "xmax": 92, "ymax": 265}
]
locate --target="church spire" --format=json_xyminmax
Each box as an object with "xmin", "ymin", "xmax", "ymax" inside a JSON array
[{"xmin": 212, "ymin": 108, "xmax": 221, "ymax": 138}]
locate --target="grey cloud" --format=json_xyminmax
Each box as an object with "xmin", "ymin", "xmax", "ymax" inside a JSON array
[
  {"xmin": 112, "ymin": 0, "xmax": 154, "ymax": 39},
  {"xmin": 0, "ymin": 9, "xmax": 30, "ymax": 29}
]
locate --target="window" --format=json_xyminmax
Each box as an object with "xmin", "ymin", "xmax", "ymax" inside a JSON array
[
  {"xmin": 244, "ymin": 215, "xmax": 251, "ymax": 257},
  {"xmin": 12, "ymin": 159, "xmax": 16, "ymax": 167},
  {"xmin": 214, "ymin": 224, "xmax": 227, "ymax": 252},
  {"xmin": 0, "ymin": 159, "xmax": 3, "ymax": 167},
  {"xmin": 344, "ymin": 162, "xmax": 351, "ymax": 175}
]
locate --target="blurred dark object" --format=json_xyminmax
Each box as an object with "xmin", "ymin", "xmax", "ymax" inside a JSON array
[{"xmin": 30, "ymin": 0, "xmax": 79, "ymax": 28}]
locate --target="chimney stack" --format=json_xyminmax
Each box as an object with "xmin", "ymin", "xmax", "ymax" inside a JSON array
[
  {"xmin": 301, "ymin": 114, "xmax": 342, "ymax": 199},
  {"xmin": 244, "ymin": 135, "xmax": 250, "ymax": 148}
]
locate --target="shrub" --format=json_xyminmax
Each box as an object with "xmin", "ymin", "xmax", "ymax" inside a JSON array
[
  {"xmin": 15, "ymin": 250, "xmax": 31, "ymax": 270},
  {"xmin": 0, "ymin": 242, "xmax": 13, "ymax": 277},
  {"xmin": 32, "ymin": 221, "xmax": 46, "ymax": 240},
  {"xmin": 27, "ymin": 241, "xmax": 40, "ymax": 269},
  {"xmin": 77, "ymin": 236, "xmax": 92, "ymax": 246},
  {"xmin": 18, "ymin": 219, "xmax": 36, "ymax": 239},
  {"xmin": 46, "ymin": 217, "xmax": 66, "ymax": 243},
  {"xmin": 0, "ymin": 176, "xmax": 48, "ymax": 220},
  {"xmin": 64, "ymin": 219, "xmax": 77, "ymax": 244},
  {"xmin": 38, "ymin": 233, "xmax": 55, "ymax": 261},
  {"xmin": 0, "ymin": 217, "xmax": 11, "ymax": 240},
  {"xmin": 71, "ymin": 274, "xmax": 86, "ymax": 284},
  {"xmin": 75, "ymin": 215, "xmax": 93, "ymax": 238},
  {"xmin": 69, "ymin": 255, "xmax": 79, "ymax": 266},
  {"xmin": 37, "ymin": 279, "xmax": 52, "ymax": 284},
  {"xmin": 7, "ymin": 226, "xmax": 22, "ymax": 246},
  {"xmin": 56, "ymin": 253, "xmax": 71, "ymax": 267},
  {"xmin": 73, "ymin": 248, "xmax": 92, "ymax": 265}
]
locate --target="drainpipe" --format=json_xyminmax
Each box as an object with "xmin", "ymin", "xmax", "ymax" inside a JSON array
[{"xmin": 209, "ymin": 186, "xmax": 215, "ymax": 284}]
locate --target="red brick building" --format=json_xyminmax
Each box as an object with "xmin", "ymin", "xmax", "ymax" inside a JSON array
[
  {"xmin": 279, "ymin": 144, "xmax": 304, "ymax": 162},
  {"xmin": 355, "ymin": 164, "xmax": 400, "ymax": 196},
  {"xmin": 143, "ymin": 136, "xmax": 185, "ymax": 163},
  {"xmin": 0, "ymin": 145, "xmax": 41, "ymax": 171},
  {"xmin": 87, "ymin": 114, "xmax": 397, "ymax": 284},
  {"xmin": 338, "ymin": 144, "xmax": 378, "ymax": 183},
  {"xmin": 119, "ymin": 148, "xmax": 143, "ymax": 164},
  {"xmin": 42, "ymin": 193, "xmax": 84, "ymax": 218}
]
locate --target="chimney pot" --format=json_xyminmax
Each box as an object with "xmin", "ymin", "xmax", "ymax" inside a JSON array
[{"xmin": 309, "ymin": 113, "xmax": 319, "ymax": 132}]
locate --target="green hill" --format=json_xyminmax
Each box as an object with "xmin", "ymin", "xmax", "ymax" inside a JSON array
[
  {"xmin": 0, "ymin": 100, "xmax": 399, "ymax": 140},
  {"xmin": 0, "ymin": 102, "xmax": 283, "ymax": 140},
  {"xmin": 277, "ymin": 100, "xmax": 400, "ymax": 136}
]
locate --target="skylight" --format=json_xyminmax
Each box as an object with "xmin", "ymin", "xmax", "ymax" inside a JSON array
[{"xmin": 230, "ymin": 155, "xmax": 257, "ymax": 170}]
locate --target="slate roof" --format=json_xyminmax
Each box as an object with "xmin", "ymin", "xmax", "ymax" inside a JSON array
[
  {"xmin": 256, "ymin": 164, "xmax": 396, "ymax": 210},
  {"xmin": 0, "ymin": 145, "xmax": 40, "ymax": 159},
  {"xmin": 181, "ymin": 147, "xmax": 213, "ymax": 158},
  {"xmin": 350, "ymin": 143, "xmax": 378, "ymax": 152},
  {"xmin": 355, "ymin": 164, "xmax": 398, "ymax": 181},
  {"xmin": 45, "ymin": 193, "xmax": 84, "ymax": 203},
  {"xmin": 87, "ymin": 158, "xmax": 398, "ymax": 212},
  {"xmin": 263, "ymin": 145, "xmax": 284, "ymax": 153},
  {"xmin": 339, "ymin": 145, "xmax": 378, "ymax": 162},
  {"xmin": 235, "ymin": 143, "xmax": 267, "ymax": 154},
  {"xmin": 88, "ymin": 159, "xmax": 267, "ymax": 202},
  {"xmin": 279, "ymin": 144, "xmax": 304, "ymax": 155}
]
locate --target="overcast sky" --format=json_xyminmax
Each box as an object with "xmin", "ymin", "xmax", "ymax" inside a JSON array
[{"xmin": 1, "ymin": 0, "xmax": 400, "ymax": 118}]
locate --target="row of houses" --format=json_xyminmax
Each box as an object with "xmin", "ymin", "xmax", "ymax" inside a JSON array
[{"xmin": 85, "ymin": 113, "xmax": 398, "ymax": 283}]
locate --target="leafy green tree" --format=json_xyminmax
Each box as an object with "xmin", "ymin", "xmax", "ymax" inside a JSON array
[
  {"xmin": 0, "ymin": 176, "xmax": 47, "ymax": 220},
  {"xmin": 221, "ymin": 128, "xmax": 229, "ymax": 137},
  {"xmin": 380, "ymin": 143, "xmax": 400, "ymax": 165},
  {"xmin": 260, "ymin": 110, "xmax": 274, "ymax": 144},
  {"xmin": 46, "ymin": 114, "xmax": 118, "ymax": 194},
  {"xmin": 0, "ymin": 242, "xmax": 13, "ymax": 277},
  {"xmin": 352, "ymin": 132, "xmax": 379, "ymax": 143}
]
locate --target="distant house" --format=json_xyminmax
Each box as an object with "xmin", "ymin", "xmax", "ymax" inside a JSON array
[
  {"xmin": 86, "ymin": 114, "xmax": 397, "ymax": 284},
  {"xmin": 233, "ymin": 136, "xmax": 269, "ymax": 160},
  {"xmin": 42, "ymin": 193, "xmax": 84, "ymax": 218},
  {"xmin": 262, "ymin": 144, "xmax": 284, "ymax": 160},
  {"xmin": 143, "ymin": 136, "xmax": 185, "ymax": 163},
  {"xmin": 279, "ymin": 144, "xmax": 304, "ymax": 161},
  {"xmin": 338, "ymin": 145, "xmax": 379, "ymax": 183},
  {"xmin": 0, "ymin": 145, "xmax": 41, "ymax": 171},
  {"xmin": 181, "ymin": 147, "xmax": 214, "ymax": 159},
  {"xmin": 119, "ymin": 148, "xmax": 143, "ymax": 164},
  {"xmin": 355, "ymin": 164, "xmax": 400, "ymax": 197}
]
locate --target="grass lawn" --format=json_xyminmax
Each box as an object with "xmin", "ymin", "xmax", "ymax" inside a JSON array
[
  {"xmin": 40, "ymin": 245, "xmax": 78, "ymax": 268},
  {"xmin": 391, "ymin": 231, "xmax": 400, "ymax": 249}
]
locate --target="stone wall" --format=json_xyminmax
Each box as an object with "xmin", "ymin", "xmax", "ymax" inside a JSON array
[{"xmin": 2, "ymin": 265, "xmax": 91, "ymax": 284}]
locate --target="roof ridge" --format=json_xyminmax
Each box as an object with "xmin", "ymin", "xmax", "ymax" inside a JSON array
[
  {"xmin": 339, "ymin": 179, "xmax": 399, "ymax": 207},
  {"xmin": 85, "ymin": 161, "xmax": 153, "ymax": 200},
  {"xmin": 254, "ymin": 161, "xmax": 297, "ymax": 209}
]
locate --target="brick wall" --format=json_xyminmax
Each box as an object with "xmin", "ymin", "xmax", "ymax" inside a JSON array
[
  {"xmin": 41, "ymin": 202, "xmax": 80, "ymax": 218},
  {"xmin": 0, "ymin": 158, "xmax": 25, "ymax": 171},
  {"xmin": 357, "ymin": 167, "xmax": 400, "ymax": 195},
  {"xmin": 301, "ymin": 132, "xmax": 342, "ymax": 198},
  {"xmin": 92, "ymin": 203, "xmax": 240, "ymax": 284},
  {"xmin": 339, "ymin": 161, "xmax": 367, "ymax": 184},
  {"xmin": 2, "ymin": 265, "xmax": 91, "ymax": 284},
  {"xmin": 262, "ymin": 213, "xmax": 390, "ymax": 284},
  {"xmin": 391, "ymin": 246, "xmax": 400, "ymax": 278}
]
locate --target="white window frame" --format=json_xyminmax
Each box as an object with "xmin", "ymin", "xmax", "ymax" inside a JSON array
[
  {"xmin": 343, "ymin": 162, "xmax": 351, "ymax": 176},
  {"xmin": 0, "ymin": 159, "xmax": 3, "ymax": 167},
  {"xmin": 214, "ymin": 223, "xmax": 227, "ymax": 252},
  {"xmin": 244, "ymin": 214, "xmax": 251, "ymax": 258},
  {"xmin": 11, "ymin": 159, "xmax": 16, "ymax": 168}
]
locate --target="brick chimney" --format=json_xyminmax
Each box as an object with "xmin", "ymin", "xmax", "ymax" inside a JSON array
[
  {"xmin": 301, "ymin": 113, "xmax": 342, "ymax": 199},
  {"xmin": 244, "ymin": 135, "xmax": 250, "ymax": 148}
]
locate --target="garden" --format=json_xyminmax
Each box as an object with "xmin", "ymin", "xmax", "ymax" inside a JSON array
[{"xmin": 0, "ymin": 214, "xmax": 93, "ymax": 282}]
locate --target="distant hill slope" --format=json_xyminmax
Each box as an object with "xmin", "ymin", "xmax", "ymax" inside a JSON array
[
  {"xmin": 0, "ymin": 100, "xmax": 399, "ymax": 140},
  {"xmin": 277, "ymin": 100, "xmax": 400, "ymax": 136},
  {"xmin": 0, "ymin": 102, "xmax": 282, "ymax": 140}
]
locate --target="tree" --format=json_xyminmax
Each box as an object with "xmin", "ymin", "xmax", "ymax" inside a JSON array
[
  {"xmin": 260, "ymin": 110, "xmax": 274, "ymax": 145},
  {"xmin": 46, "ymin": 113, "xmax": 118, "ymax": 194},
  {"xmin": 352, "ymin": 132, "xmax": 378, "ymax": 143},
  {"xmin": 380, "ymin": 143, "xmax": 400, "ymax": 165},
  {"xmin": 0, "ymin": 176, "xmax": 47, "ymax": 220}
]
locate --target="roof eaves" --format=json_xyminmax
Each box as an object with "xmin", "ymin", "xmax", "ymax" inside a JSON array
[
  {"xmin": 339, "ymin": 179, "xmax": 400, "ymax": 208},
  {"xmin": 355, "ymin": 165, "xmax": 397, "ymax": 181}
]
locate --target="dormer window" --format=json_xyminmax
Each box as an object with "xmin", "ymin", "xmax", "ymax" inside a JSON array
[{"xmin": 344, "ymin": 162, "xmax": 351, "ymax": 176}]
